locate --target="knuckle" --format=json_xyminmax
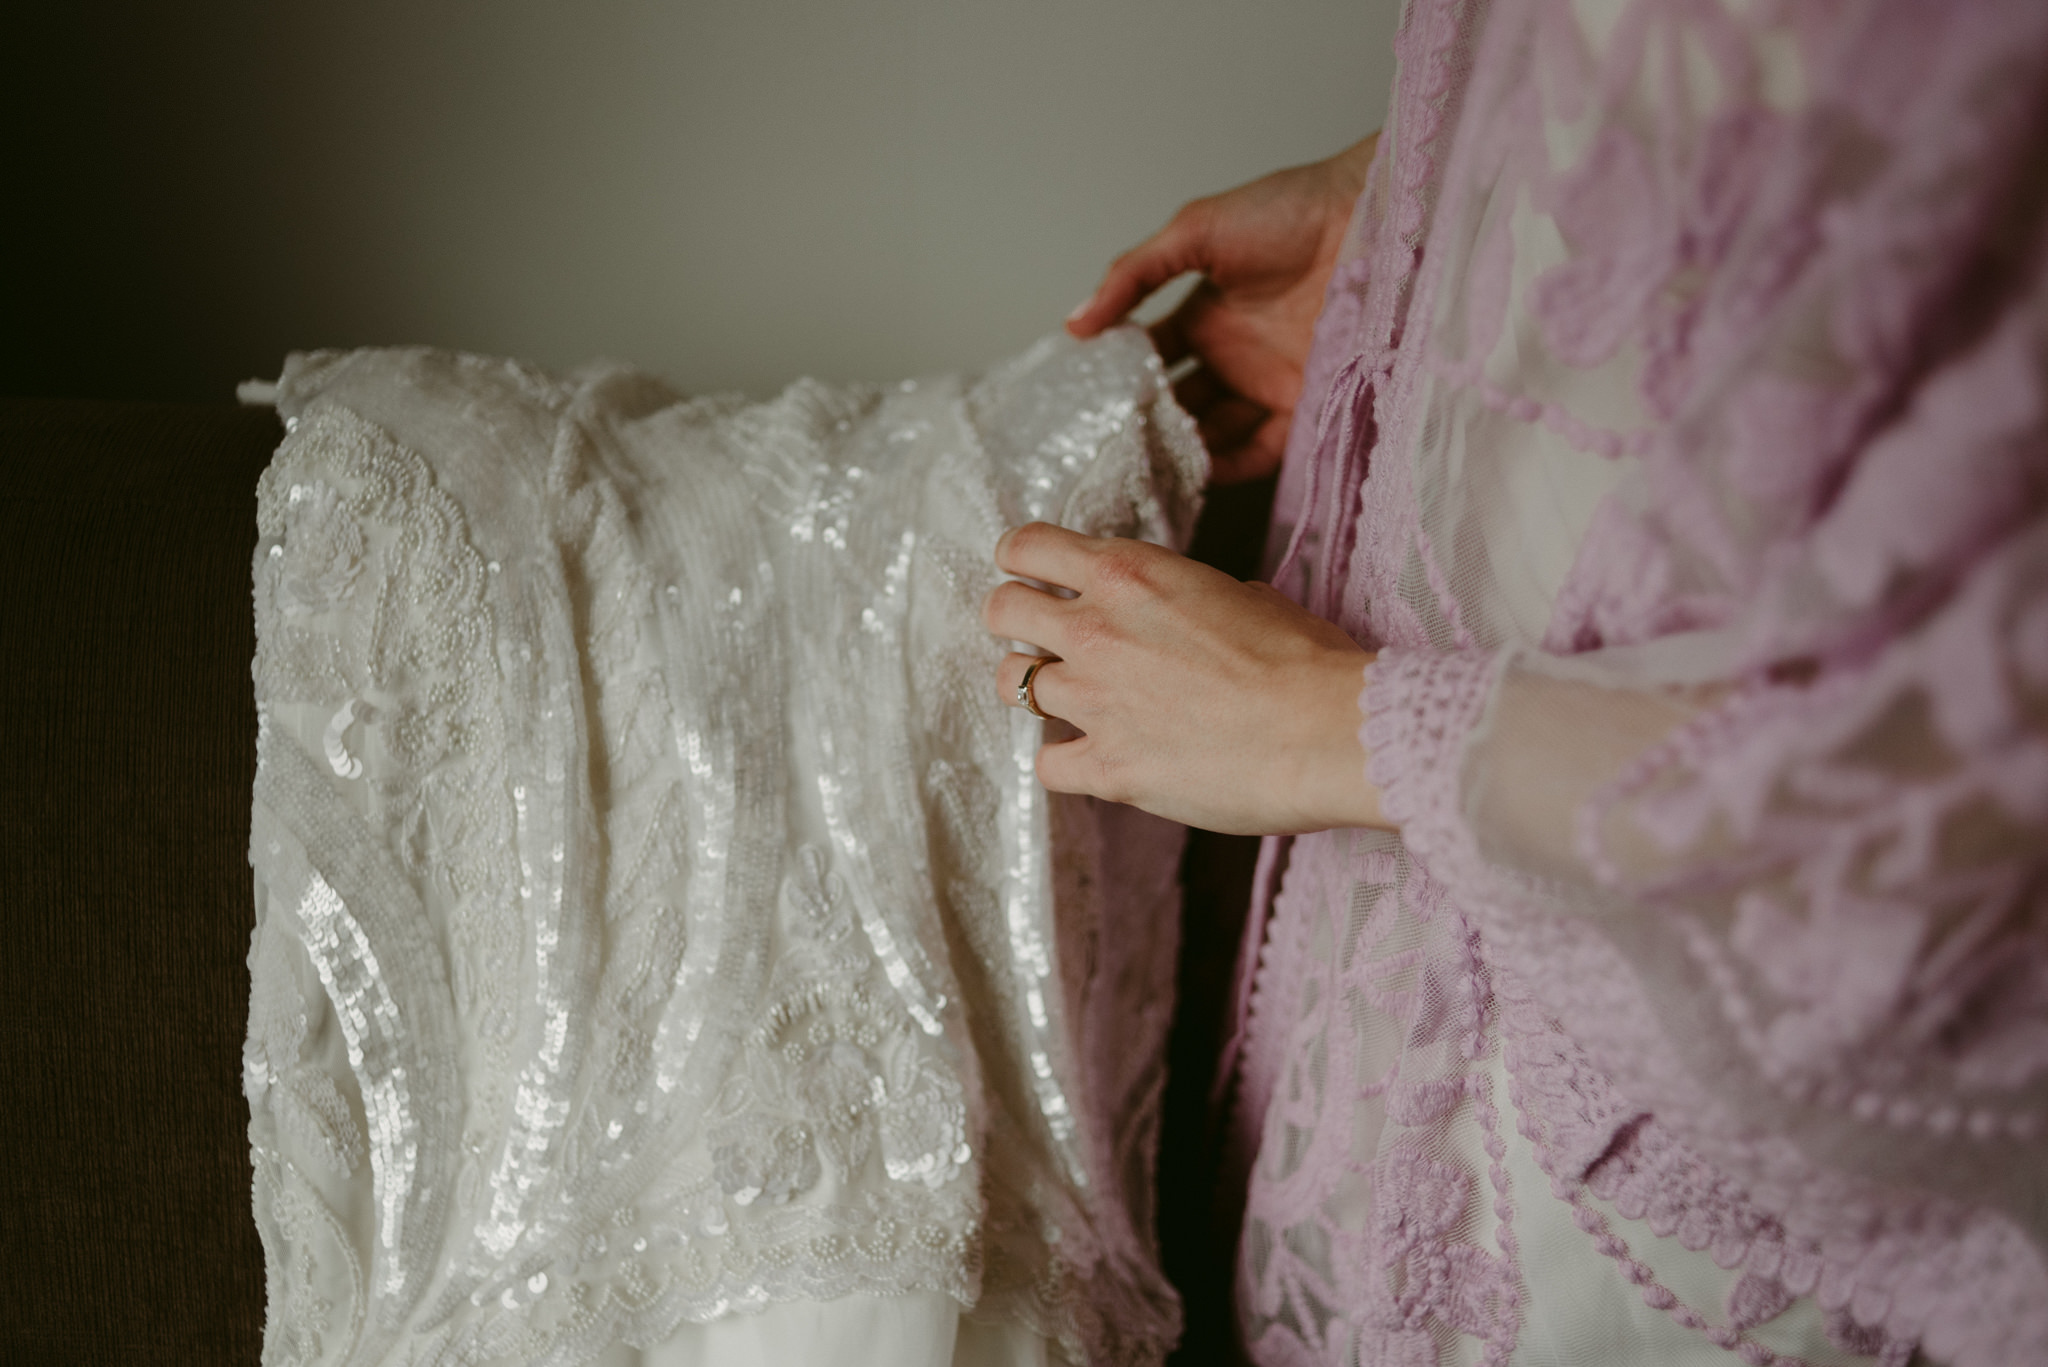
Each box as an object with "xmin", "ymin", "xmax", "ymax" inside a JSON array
[
  {"xmin": 1176, "ymin": 196, "xmax": 1217, "ymax": 243},
  {"xmin": 1088, "ymin": 541, "xmax": 1156, "ymax": 597},
  {"xmin": 1065, "ymin": 606, "xmax": 1116, "ymax": 654}
]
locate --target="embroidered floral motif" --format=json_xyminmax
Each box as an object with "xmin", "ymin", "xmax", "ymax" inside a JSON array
[
  {"xmin": 1356, "ymin": 1144, "xmax": 1515, "ymax": 1362},
  {"xmin": 710, "ymin": 1118, "xmax": 821, "ymax": 1206},
  {"xmin": 246, "ymin": 332, "xmax": 1204, "ymax": 1366},
  {"xmin": 1239, "ymin": 2, "xmax": 2048, "ymax": 1365},
  {"xmin": 245, "ymin": 920, "xmax": 365, "ymax": 1179},
  {"xmin": 271, "ymin": 481, "xmax": 364, "ymax": 619}
]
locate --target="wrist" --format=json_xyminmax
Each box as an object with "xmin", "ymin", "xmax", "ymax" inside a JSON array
[{"xmin": 1282, "ymin": 645, "xmax": 1384, "ymax": 834}]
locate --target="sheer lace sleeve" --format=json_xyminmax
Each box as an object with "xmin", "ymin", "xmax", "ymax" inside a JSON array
[
  {"xmin": 1346, "ymin": 0, "xmax": 2048, "ymax": 1214},
  {"xmin": 1243, "ymin": 0, "xmax": 2048, "ymax": 1361},
  {"xmin": 1362, "ymin": 313, "xmax": 2048, "ymax": 1363}
]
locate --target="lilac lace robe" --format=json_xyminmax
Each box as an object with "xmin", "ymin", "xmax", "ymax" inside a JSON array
[{"xmin": 1229, "ymin": 2, "xmax": 2048, "ymax": 1365}]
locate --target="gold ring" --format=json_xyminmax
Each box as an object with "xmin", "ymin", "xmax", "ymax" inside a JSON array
[{"xmin": 1016, "ymin": 657, "xmax": 1054, "ymax": 721}]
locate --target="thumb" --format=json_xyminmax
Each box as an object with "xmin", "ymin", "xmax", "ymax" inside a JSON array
[{"xmin": 1067, "ymin": 202, "xmax": 1212, "ymax": 338}]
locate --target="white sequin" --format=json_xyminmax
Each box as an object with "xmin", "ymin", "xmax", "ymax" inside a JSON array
[{"xmin": 244, "ymin": 330, "xmax": 1204, "ymax": 1365}]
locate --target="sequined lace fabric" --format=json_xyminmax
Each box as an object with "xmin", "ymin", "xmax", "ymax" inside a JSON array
[
  {"xmin": 1233, "ymin": 1, "xmax": 2048, "ymax": 1366},
  {"xmin": 242, "ymin": 328, "xmax": 1204, "ymax": 1367}
]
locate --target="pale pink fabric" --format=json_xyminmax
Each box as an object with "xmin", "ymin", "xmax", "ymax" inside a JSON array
[{"xmin": 1230, "ymin": 1, "xmax": 2048, "ymax": 1365}]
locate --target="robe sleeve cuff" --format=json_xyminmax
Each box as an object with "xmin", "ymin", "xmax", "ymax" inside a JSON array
[{"xmin": 1361, "ymin": 645, "xmax": 1507, "ymax": 859}]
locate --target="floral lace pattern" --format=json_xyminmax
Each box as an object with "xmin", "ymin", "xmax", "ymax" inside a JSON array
[
  {"xmin": 244, "ymin": 331, "xmax": 1204, "ymax": 1365},
  {"xmin": 1236, "ymin": 1, "xmax": 2048, "ymax": 1365}
]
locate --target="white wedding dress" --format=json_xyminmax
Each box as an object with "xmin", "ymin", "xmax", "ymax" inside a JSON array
[{"xmin": 240, "ymin": 329, "xmax": 1205, "ymax": 1367}]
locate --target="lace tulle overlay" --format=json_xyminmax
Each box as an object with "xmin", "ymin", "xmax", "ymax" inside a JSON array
[
  {"xmin": 1237, "ymin": 1, "xmax": 2048, "ymax": 1365},
  {"xmin": 243, "ymin": 330, "xmax": 1203, "ymax": 1366}
]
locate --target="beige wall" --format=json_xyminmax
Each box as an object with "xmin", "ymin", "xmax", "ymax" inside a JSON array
[{"xmin": 6, "ymin": 2, "xmax": 1396, "ymax": 401}]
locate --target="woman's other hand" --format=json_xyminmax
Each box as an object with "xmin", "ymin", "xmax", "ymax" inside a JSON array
[
  {"xmin": 986, "ymin": 522, "xmax": 1385, "ymax": 836},
  {"xmin": 1066, "ymin": 133, "xmax": 1378, "ymax": 486}
]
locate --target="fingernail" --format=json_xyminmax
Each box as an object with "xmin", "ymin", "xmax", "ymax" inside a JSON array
[{"xmin": 1066, "ymin": 297, "xmax": 1092, "ymax": 323}]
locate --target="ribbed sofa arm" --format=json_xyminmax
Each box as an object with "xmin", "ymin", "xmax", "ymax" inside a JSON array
[{"xmin": 0, "ymin": 398, "xmax": 278, "ymax": 1365}]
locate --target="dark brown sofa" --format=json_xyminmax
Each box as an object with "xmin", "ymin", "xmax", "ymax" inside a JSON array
[
  {"xmin": 0, "ymin": 397, "xmax": 1259, "ymax": 1366},
  {"xmin": 1, "ymin": 399, "xmax": 278, "ymax": 1363}
]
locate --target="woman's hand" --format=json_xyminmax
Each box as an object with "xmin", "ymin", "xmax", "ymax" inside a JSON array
[
  {"xmin": 985, "ymin": 522, "xmax": 1386, "ymax": 836},
  {"xmin": 1067, "ymin": 133, "xmax": 1378, "ymax": 485}
]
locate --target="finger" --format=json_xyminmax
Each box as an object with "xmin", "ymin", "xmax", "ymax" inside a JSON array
[
  {"xmin": 996, "ymin": 650, "xmax": 1074, "ymax": 721},
  {"xmin": 993, "ymin": 520, "xmax": 1106, "ymax": 589},
  {"xmin": 1069, "ymin": 205, "xmax": 1210, "ymax": 339},
  {"xmin": 1207, "ymin": 410, "xmax": 1293, "ymax": 486},
  {"xmin": 1146, "ymin": 278, "xmax": 1222, "ymax": 368},
  {"xmin": 1034, "ymin": 731, "xmax": 1106, "ymax": 799},
  {"xmin": 1171, "ymin": 365, "xmax": 1226, "ymax": 422},
  {"xmin": 995, "ymin": 651, "xmax": 1037, "ymax": 710},
  {"xmin": 983, "ymin": 579, "xmax": 1074, "ymax": 655}
]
